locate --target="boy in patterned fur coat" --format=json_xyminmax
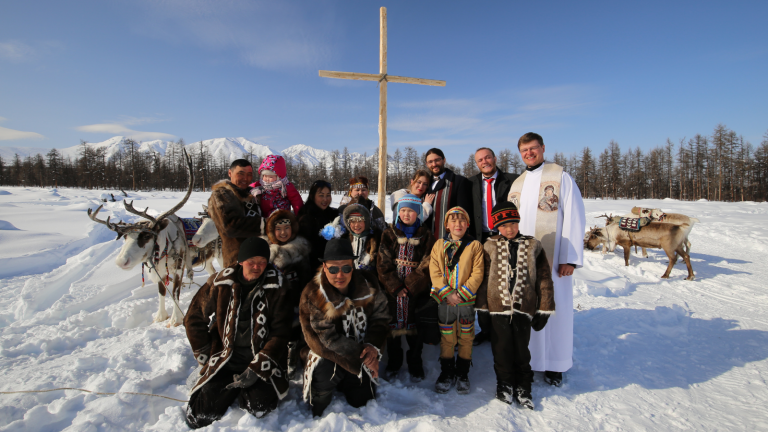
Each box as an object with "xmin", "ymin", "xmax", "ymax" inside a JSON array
[
  {"xmin": 429, "ymin": 206, "xmax": 484, "ymax": 395},
  {"xmin": 475, "ymin": 201, "xmax": 555, "ymax": 409},
  {"xmin": 376, "ymin": 194, "xmax": 435, "ymax": 382}
]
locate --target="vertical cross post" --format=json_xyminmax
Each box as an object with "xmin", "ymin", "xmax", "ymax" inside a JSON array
[
  {"xmin": 318, "ymin": 7, "xmax": 445, "ymax": 212},
  {"xmin": 377, "ymin": 7, "xmax": 388, "ymax": 210}
]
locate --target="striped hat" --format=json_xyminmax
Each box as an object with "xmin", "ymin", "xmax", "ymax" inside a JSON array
[
  {"xmin": 444, "ymin": 206, "xmax": 470, "ymax": 228},
  {"xmin": 491, "ymin": 201, "xmax": 520, "ymax": 227},
  {"xmin": 396, "ymin": 194, "xmax": 423, "ymax": 221}
]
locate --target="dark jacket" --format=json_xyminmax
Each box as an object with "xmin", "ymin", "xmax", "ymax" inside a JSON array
[
  {"xmin": 185, "ymin": 264, "xmax": 292, "ymax": 398},
  {"xmin": 298, "ymin": 203, "xmax": 338, "ymax": 271},
  {"xmin": 469, "ymin": 169, "xmax": 520, "ymax": 240},
  {"xmin": 376, "ymin": 223, "xmax": 435, "ymax": 336},
  {"xmin": 425, "ymin": 168, "xmax": 473, "ymax": 240},
  {"xmin": 208, "ymin": 180, "xmax": 265, "ymax": 268}
]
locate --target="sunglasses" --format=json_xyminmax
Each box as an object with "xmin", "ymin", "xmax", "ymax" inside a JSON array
[{"xmin": 326, "ymin": 265, "xmax": 353, "ymax": 274}]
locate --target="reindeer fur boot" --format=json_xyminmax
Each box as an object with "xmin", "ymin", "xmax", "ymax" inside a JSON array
[
  {"xmin": 434, "ymin": 357, "xmax": 456, "ymax": 394},
  {"xmin": 455, "ymin": 357, "xmax": 471, "ymax": 395}
]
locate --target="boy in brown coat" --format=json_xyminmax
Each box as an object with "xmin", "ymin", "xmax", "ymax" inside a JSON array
[
  {"xmin": 476, "ymin": 201, "xmax": 555, "ymax": 409},
  {"xmin": 429, "ymin": 206, "xmax": 484, "ymax": 394},
  {"xmin": 377, "ymin": 194, "xmax": 435, "ymax": 382}
]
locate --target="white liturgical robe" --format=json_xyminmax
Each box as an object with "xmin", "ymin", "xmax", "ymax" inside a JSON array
[{"xmin": 510, "ymin": 162, "xmax": 586, "ymax": 372}]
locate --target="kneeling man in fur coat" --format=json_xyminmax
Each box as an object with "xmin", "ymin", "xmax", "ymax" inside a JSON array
[
  {"xmin": 184, "ymin": 237, "xmax": 292, "ymax": 429},
  {"xmin": 476, "ymin": 201, "xmax": 555, "ymax": 410},
  {"xmin": 300, "ymin": 238, "xmax": 391, "ymax": 417}
]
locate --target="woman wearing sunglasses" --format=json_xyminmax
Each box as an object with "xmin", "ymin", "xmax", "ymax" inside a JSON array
[{"xmin": 299, "ymin": 238, "xmax": 391, "ymax": 417}]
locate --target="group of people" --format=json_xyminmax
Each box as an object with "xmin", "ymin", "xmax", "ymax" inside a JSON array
[{"xmin": 183, "ymin": 132, "xmax": 586, "ymax": 428}]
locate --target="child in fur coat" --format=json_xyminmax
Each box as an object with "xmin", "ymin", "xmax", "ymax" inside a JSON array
[
  {"xmin": 475, "ymin": 201, "xmax": 554, "ymax": 410},
  {"xmin": 250, "ymin": 155, "xmax": 303, "ymax": 217},
  {"xmin": 376, "ymin": 194, "xmax": 435, "ymax": 382},
  {"xmin": 429, "ymin": 206, "xmax": 484, "ymax": 395}
]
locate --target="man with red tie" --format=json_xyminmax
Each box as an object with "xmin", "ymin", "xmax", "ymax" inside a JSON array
[{"xmin": 469, "ymin": 147, "xmax": 519, "ymax": 345}]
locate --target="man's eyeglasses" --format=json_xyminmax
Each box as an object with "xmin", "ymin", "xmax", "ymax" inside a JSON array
[{"xmin": 326, "ymin": 265, "xmax": 353, "ymax": 274}]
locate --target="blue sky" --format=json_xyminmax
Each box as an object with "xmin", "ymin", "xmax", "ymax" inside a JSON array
[{"xmin": 1, "ymin": 0, "xmax": 766, "ymax": 163}]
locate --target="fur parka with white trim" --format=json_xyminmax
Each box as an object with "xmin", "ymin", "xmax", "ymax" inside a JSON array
[
  {"xmin": 184, "ymin": 264, "xmax": 292, "ymax": 398},
  {"xmin": 475, "ymin": 234, "xmax": 555, "ymax": 318},
  {"xmin": 299, "ymin": 268, "xmax": 390, "ymax": 375}
]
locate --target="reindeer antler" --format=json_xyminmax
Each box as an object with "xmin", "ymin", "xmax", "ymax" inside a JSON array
[
  {"xmin": 88, "ymin": 205, "xmax": 137, "ymax": 238},
  {"xmin": 152, "ymin": 149, "xmax": 195, "ymax": 228},
  {"xmin": 123, "ymin": 200, "xmax": 158, "ymax": 225}
]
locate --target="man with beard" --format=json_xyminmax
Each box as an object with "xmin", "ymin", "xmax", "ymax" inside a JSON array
[
  {"xmin": 424, "ymin": 148, "xmax": 473, "ymax": 241},
  {"xmin": 468, "ymin": 147, "xmax": 519, "ymax": 346},
  {"xmin": 208, "ymin": 159, "xmax": 265, "ymax": 268},
  {"xmin": 507, "ymin": 132, "xmax": 585, "ymax": 387}
]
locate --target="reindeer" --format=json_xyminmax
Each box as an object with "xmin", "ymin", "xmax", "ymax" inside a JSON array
[
  {"xmin": 631, "ymin": 207, "xmax": 698, "ymax": 254},
  {"xmin": 587, "ymin": 216, "xmax": 695, "ymax": 280},
  {"xmin": 190, "ymin": 205, "xmax": 224, "ymax": 274},
  {"xmin": 87, "ymin": 150, "xmax": 195, "ymax": 327}
]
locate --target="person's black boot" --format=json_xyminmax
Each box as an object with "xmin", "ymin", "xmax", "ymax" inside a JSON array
[
  {"xmin": 455, "ymin": 357, "xmax": 471, "ymax": 395},
  {"xmin": 495, "ymin": 381, "xmax": 514, "ymax": 404},
  {"xmin": 544, "ymin": 371, "xmax": 563, "ymax": 387},
  {"xmin": 472, "ymin": 331, "xmax": 490, "ymax": 346},
  {"xmin": 515, "ymin": 387, "xmax": 534, "ymax": 410},
  {"xmin": 287, "ymin": 341, "xmax": 299, "ymax": 380},
  {"xmin": 406, "ymin": 350, "xmax": 425, "ymax": 382},
  {"xmin": 434, "ymin": 357, "xmax": 456, "ymax": 394}
]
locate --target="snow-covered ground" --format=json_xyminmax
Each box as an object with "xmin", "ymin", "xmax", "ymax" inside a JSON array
[{"xmin": 1, "ymin": 187, "xmax": 766, "ymax": 431}]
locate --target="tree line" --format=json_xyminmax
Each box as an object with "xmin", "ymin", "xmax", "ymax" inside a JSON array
[{"xmin": 1, "ymin": 124, "xmax": 767, "ymax": 202}]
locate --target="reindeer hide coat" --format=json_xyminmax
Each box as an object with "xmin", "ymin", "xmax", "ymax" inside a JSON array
[
  {"xmin": 184, "ymin": 264, "xmax": 292, "ymax": 398},
  {"xmin": 475, "ymin": 235, "xmax": 555, "ymax": 318},
  {"xmin": 208, "ymin": 180, "xmax": 265, "ymax": 268},
  {"xmin": 299, "ymin": 269, "xmax": 390, "ymax": 376},
  {"xmin": 376, "ymin": 223, "xmax": 435, "ymax": 336}
]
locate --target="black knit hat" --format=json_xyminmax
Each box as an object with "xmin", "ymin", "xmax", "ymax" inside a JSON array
[
  {"xmin": 238, "ymin": 236, "xmax": 271, "ymax": 263},
  {"xmin": 491, "ymin": 201, "xmax": 521, "ymax": 227},
  {"xmin": 320, "ymin": 238, "xmax": 358, "ymax": 262}
]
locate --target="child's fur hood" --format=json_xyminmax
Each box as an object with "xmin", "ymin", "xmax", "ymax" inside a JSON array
[{"xmin": 266, "ymin": 209, "xmax": 300, "ymax": 244}]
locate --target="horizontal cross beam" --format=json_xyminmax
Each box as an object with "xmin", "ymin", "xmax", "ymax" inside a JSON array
[{"xmin": 319, "ymin": 70, "xmax": 446, "ymax": 87}]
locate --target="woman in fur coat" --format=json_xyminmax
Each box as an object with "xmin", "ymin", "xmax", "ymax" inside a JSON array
[
  {"xmin": 262, "ymin": 209, "xmax": 313, "ymax": 378},
  {"xmin": 376, "ymin": 194, "xmax": 435, "ymax": 381}
]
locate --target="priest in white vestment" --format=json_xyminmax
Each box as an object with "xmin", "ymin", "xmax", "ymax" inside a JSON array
[{"xmin": 507, "ymin": 132, "xmax": 585, "ymax": 386}]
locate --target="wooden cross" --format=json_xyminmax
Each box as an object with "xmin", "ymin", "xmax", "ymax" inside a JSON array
[{"xmin": 319, "ymin": 7, "xmax": 446, "ymax": 210}]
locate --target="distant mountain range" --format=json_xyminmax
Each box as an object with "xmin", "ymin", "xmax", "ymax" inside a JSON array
[{"xmin": 0, "ymin": 136, "xmax": 376, "ymax": 169}]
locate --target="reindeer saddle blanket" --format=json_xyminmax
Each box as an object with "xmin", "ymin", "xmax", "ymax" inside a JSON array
[
  {"xmin": 618, "ymin": 217, "xmax": 651, "ymax": 232},
  {"xmin": 180, "ymin": 218, "xmax": 203, "ymax": 247}
]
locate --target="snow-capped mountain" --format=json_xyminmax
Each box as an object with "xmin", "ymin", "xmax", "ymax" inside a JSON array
[
  {"xmin": 282, "ymin": 144, "xmax": 371, "ymax": 167},
  {"xmin": 2, "ymin": 136, "xmax": 384, "ymax": 170},
  {"xmin": 47, "ymin": 136, "xmax": 279, "ymax": 163},
  {"xmin": 185, "ymin": 137, "xmax": 278, "ymax": 161}
]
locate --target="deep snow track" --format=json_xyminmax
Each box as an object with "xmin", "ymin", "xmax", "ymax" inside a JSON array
[{"xmin": 1, "ymin": 187, "xmax": 766, "ymax": 431}]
